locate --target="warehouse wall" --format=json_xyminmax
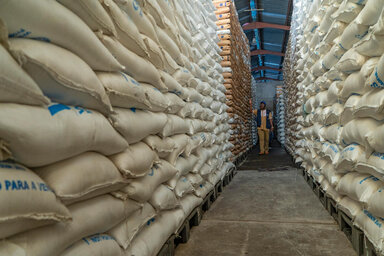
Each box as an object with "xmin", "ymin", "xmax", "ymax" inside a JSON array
[{"xmin": 254, "ymin": 81, "xmax": 280, "ymax": 112}]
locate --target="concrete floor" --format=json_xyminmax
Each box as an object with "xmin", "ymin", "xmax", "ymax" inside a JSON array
[{"xmin": 175, "ymin": 142, "xmax": 356, "ymax": 256}]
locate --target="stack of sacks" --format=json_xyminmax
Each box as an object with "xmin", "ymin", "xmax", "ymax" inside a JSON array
[
  {"xmin": 0, "ymin": 0, "xmax": 235, "ymax": 255},
  {"xmin": 213, "ymin": 0, "xmax": 253, "ymax": 159},
  {"xmin": 285, "ymin": 0, "xmax": 384, "ymax": 253},
  {"xmin": 250, "ymin": 78, "xmax": 259, "ymax": 146},
  {"xmin": 276, "ymin": 94, "xmax": 286, "ymax": 145}
]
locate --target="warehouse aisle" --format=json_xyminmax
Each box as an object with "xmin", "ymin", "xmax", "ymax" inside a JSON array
[{"xmin": 175, "ymin": 145, "xmax": 355, "ymax": 256}]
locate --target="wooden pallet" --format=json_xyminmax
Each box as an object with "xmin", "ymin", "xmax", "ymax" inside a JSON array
[
  {"xmin": 318, "ymin": 187, "xmax": 327, "ymax": 209},
  {"xmin": 364, "ymin": 236, "xmax": 379, "ymax": 256},
  {"xmin": 326, "ymin": 196, "xmax": 339, "ymax": 223},
  {"xmin": 158, "ymin": 168, "xmax": 235, "ymax": 255},
  {"xmin": 337, "ymin": 210, "xmax": 364, "ymax": 256},
  {"xmin": 215, "ymin": 180, "xmax": 224, "ymax": 199},
  {"xmin": 305, "ymin": 173, "xmax": 316, "ymax": 191},
  {"xmin": 301, "ymin": 171, "xmax": 366, "ymax": 256}
]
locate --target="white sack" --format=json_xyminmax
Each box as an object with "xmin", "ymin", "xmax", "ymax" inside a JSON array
[
  {"xmin": 3, "ymin": 195, "xmax": 141, "ymax": 256},
  {"xmin": 119, "ymin": 160, "xmax": 177, "ymax": 202},
  {"xmin": 108, "ymin": 203, "xmax": 156, "ymax": 249},
  {"xmin": 97, "ymin": 72, "xmax": 150, "ymax": 110},
  {"xmin": 61, "ymin": 234, "xmax": 123, "ymax": 256},
  {"xmin": 0, "ymin": 0, "xmax": 123, "ymax": 71},
  {"xmin": 111, "ymin": 108, "xmax": 167, "ymax": 144},
  {"xmin": 0, "ymin": 103, "xmax": 127, "ymax": 167},
  {"xmin": 336, "ymin": 172, "xmax": 383, "ymax": 203},
  {"xmin": 34, "ymin": 152, "xmax": 127, "ymax": 205},
  {"xmin": 0, "ymin": 42, "xmax": 49, "ymax": 106},
  {"xmin": 0, "ymin": 162, "xmax": 71, "ymax": 239},
  {"xmin": 9, "ymin": 38, "xmax": 113, "ymax": 115},
  {"xmin": 109, "ymin": 142, "xmax": 158, "ymax": 178}
]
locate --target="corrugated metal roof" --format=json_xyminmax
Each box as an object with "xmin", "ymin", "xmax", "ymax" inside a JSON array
[{"xmin": 234, "ymin": 0, "xmax": 293, "ymax": 82}]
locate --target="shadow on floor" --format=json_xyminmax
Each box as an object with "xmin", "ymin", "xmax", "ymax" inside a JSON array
[{"xmin": 238, "ymin": 139, "xmax": 293, "ymax": 171}]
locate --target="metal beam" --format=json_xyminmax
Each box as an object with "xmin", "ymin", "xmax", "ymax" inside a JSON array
[
  {"xmin": 251, "ymin": 49, "xmax": 285, "ymax": 56},
  {"xmin": 243, "ymin": 22, "xmax": 290, "ymax": 31},
  {"xmin": 279, "ymin": 0, "xmax": 293, "ymax": 68},
  {"xmin": 252, "ymin": 66, "xmax": 282, "ymax": 72},
  {"xmin": 255, "ymin": 77, "xmax": 283, "ymax": 81}
]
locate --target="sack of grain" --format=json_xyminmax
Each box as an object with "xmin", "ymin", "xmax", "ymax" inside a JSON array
[
  {"xmin": 97, "ymin": 72, "xmax": 150, "ymax": 110},
  {"xmin": 0, "ymin": 42, "xmax": 49, "ymax": 106},
  {"xmin": 119, "ymin": 160, "xmax": 177, "ymax": 202},
  {"xmin": 321, "ymin": 178, "xmax": 343, "ymax": 203},
  {"xmin": 61, "ymin": 234, "xmax": 123, "ymax": 256},
  {"xmin": 195, "ymin": 181, "xmax": 214, "ymax": 198},
  {"xmin": 354, "ymin": 89, "xmax": 384, "ymax": 120},
  {"xmin": 58, "ymin": 0, "xmax": 116, "ymax": 36},
  {"xmin": 9, "ymin": 38, "xmax": 113, "ymax": 115},
  {"xmin": 323, "ymin": 20, "xmax": 347, "ymax": 44},
  {"xmin": 355, "ymin": 0, "xmax": 384, "ymax": 25},
  {"xmin": 356, "ymin": 210, "xmax": 384, "ymax": 254},
  {"xmin": 125, "ymin": 209, "xmax": 185, "ymax": 256},
  {"xmin": 142, "ymin": 35, "xmax": 164, "ymax": 69},
  {"xmin": 0, "ymin": 103, "xmax": 127, "ymax": 167},
  {"xmin": 321, "ymin": 163, "xmax": 343, "ymax": 187},
  {"xmin": 34, "ymin": 152, "xmax": 127, "ymax": 205},
  {"xmin": 186, "ymin": 173, "xmax": 204, "ymax": 188},
  {"xmin": 340, "ymin": 95, "xmax": 361, "ymax": 125},
  {"xmin": 108, "ymin": 203, "xmax": 156, "ymax": 249},
  {"xmin": 366, "ymin": 187, "xmax": 384, "ymax": 219},
  {"xmin": 115, "ymin": 0, "xmax": 159, "ymax": 43},
  {"xmin": 3, "ymin": 195, "xmax": 141, "ymax": 256},
  {"xmin": 355, "ymin": 32, "xmax": 384, "ymax": 57},
  {"xmin": 356, "ymin": 152, "xmax": 384, "ymax": 179},
  {"xmin": 102, "ymin": 0, "xmax": 148, "ymax": 57},
  {"xmin": 0, "ymin": 161, "xmax": 70, "ymax": 239},
  {"xmin": 175, "ymin": 155, "xmax": 199, "ymax": 176},
  {"xmin": 324, "ymin": 103, "xmax": 344, "ymax": 126},
  {"xmin": 179, "ymin": 194, "xmax": 203, "ymax": 217},
  {"xmin": 141, "ymin": 83, "xmax": 170, "ymax": 112},
  {"xmin": 337, "ymin": 197, "xmax": 362, "ymax": 220},
  {"xmin": 336, "ymin": 172, "xmax": 383, "ymax": 203},
  {"xmin": 156, "ymin": 28, "xmax": 182, "ymax": 64},
  {"xmin": 165, "ymin": 93, "xmax": 186, "ymax": 114},
  {"xmin": 109, "ymin": 142, "xmax": 159, "ymax": 178},
  {"xmin": 158, "ymin": 70, "xmax": 187, "ymax": 99},
  {"xmin": 340, "ymin": 57, "xmax": 379, "ymax": 99},
  {"xmin": 111, "ymin": 108, "xmax": 167, "ymax": 144},
  {"xmin": 0, "ymin": 0, "xmax": 123, "ymax": 71},
  {"xmin": 322, "ymin": 143, "xmax": 342, "ymax": 163},
  {"xmin": 174, "ymin": 176, "xmax": 195, "ymax": 198},
  {"xmin": 199, "ymin": 163, "xmax": 214, "ymax": 176},
  {"xmin": 340, "ymin": 118, "xmax": 379, "ymax": 150},
  {"xmin": 161, "ymin": 48, "xmax": 180, "ymax": 74},
  {"xmin": 339, "ymin": 22, "xmax": 369, "ymax": 50},
  {"xmin": 143, "ymin": 135, "xmax": 176, "ymax": 158},
  {"xmin": 165, "ymin": 134, "xmax": 190, "ymax": 165},
  {"xmin": 366, "ymin": 124, "xmax": 384, "ymax": 154},
  {"xmin": 97, "ymin": 34, "xmax": 167, "ymax": 92},
  {"xmin": 335, "ymin": 144, "xmax": 366, "ymax": 172},
  {"xmin": 335, "ymin": 48, "xmax": 367, "ymax": 73},
  {"xmin": 332, "ymin": 1, "xmax": 363, "ymax": 23},
  {"xmin": 185, "ymin": 135, "xmax": 204, "ymax": 156},
  {"xmin": 149, "ymin": 185, "xmax": 179, "ymax": 211},
  {"xmin": 160, "ymin": 114, "xmax": 191, "ymax": 137}
]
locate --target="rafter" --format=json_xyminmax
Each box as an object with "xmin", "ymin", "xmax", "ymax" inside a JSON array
[
  {"xmin": 251, "ymin": 50, "xmax": 285, "ymax": 57},
  {"xmin": 243, "ymin": 22, "xmax": 290, "ymax": 31},
  {"xmin": 252, "ymin": 66, "xmax": 282, "ymax": 72},
  {"xmin": 255, "ymin": 77, "xmax": 282, "ymax": 81}
]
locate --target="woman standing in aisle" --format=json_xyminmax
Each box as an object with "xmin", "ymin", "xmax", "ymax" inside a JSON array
[{"xmin": 253, "ymin": 101, "xmax": 274, "ymax": 155}]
